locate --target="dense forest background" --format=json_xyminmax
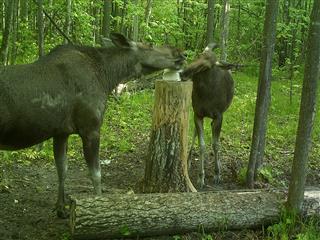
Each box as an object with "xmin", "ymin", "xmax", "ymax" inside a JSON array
[
  {"xmin": 0, "ymin": 1, "xmax": 319, "ymax": 239},
  {"xmin": 0, "ymin": 0, "xmax": 315, "ymax": 71}
]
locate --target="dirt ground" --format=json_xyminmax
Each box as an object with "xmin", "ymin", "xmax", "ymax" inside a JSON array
[{"xmin": 0, "ymin": 139, "xmax": 318, "ymax": 240}]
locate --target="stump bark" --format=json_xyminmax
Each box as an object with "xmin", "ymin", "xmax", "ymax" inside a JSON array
[
  {"xmin": 144, "ymin": 80, "xmax": 196, "ymax": 192},
  {"xmin": 69, "ymin": 189, "xmax": 320, "ymax": 239}
]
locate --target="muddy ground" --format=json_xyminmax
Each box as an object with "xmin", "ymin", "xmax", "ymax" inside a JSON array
[{"xmin": 0, "ymin": 139, "xmax": 318, "ymax": 240}]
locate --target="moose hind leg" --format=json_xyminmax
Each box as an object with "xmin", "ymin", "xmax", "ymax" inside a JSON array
[
  {"xmin": 53, "ymin": 135, "xmax": 69, "ymax": 218},
  {"xmin": 81, "ymin": 131, "xmax": 102, "ymax": 195},
  {"xmin": 194, "ymin": 115, "xmax": 206, "ymax": 188},
  {"xmin": 212, "ymin": 115, "xmax": 223, "ymax": 184}
]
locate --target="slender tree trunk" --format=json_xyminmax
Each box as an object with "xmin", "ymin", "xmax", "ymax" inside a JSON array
[
  {"xmin": 132, "ymin": 0, "xmax": 139, "ymax": 41},
  {"xmin": 120, "ymin": 0, "xmax": 128, "ymax": 35},
  {"xmin": 91, "ymin": 1, "xmax": 99, "ymax": 43},
  {"xmin": 289, "ymin": 0, "xmax": 298, "ymax": 105},
  {"xmin": 102, "ymin": 0, "xmax": 112, "ymax": 38},
  {"xmin": 206, "ymin": 0, "xmax": 215, "ymax": 44},
  {"xmin": 112, "ymin": 0, "xmax": 120, "ymax": 32},
  {"xmin": 237, "ymin": 0, "xmax": 241, "ymax": 42},
  {"xmin": 182, "ymin": 0, "xmax": 188, "ymax": 48},
  {"xmin": 37, "ymin": 0, "xmax": 44, "ymax": 57},
  {"xmin": 64, "ymin": 0, "xmax": 72, "ymax": 44},
  {"xmin": 0, "ymin": 0, "xmax": 14, "ymax": 65},
  {"xmin": 10, "ymin": 0, "xmax": 19, "ymax": 64},
  {"xmin": 220, "ymin": 0, "xmax": 230, "ymax": 61},
  {"xmin": 0, "ymin": 0, "xmax": 4, "ymax": 32},
  {"xmin": 145, "ymin": 0, "xmax": 152, "ymax": 27},
  {"xmin": 287, "ymin": 0, "xmax": 320, "ymax": 213},
  {"xmin": 246, "ymin": 0, "xmax": 279, "ymax": 188},
  {"xmin": 299, "ymin": 0, "xmax": 312, "ymax": 64}
]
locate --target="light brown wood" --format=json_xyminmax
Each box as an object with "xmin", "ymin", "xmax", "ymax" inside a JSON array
[{"xmin": 144, "ymin": 80, "xmax": 196, "ymax": 193}]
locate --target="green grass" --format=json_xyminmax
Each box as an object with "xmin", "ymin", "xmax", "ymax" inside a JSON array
[
  {"xmin": 1, "ymin": 71, "xmax": 319, "ymax": 183},
  {"xmin": 0, "ymin": 71, "xmax": 319, "ymax": 239}
]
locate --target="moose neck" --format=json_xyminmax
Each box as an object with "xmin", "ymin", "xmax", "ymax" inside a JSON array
[{"xmin": 96, "ymin": 47, "xmax": 141, "ymax": 94}]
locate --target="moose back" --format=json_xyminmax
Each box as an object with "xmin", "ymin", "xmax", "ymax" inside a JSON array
[{"xmin": 0, "ymin": 33, "xmax": 185, "ymax": 217}]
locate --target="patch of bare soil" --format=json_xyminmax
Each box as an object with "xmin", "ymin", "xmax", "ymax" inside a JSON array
[
  {"xmin": 0, "ymin": 142, "xmax": 318, "ymax": 240},
  {"xmin": 0, "ymin": 144, "xmax": 146, "ymax": 240}
]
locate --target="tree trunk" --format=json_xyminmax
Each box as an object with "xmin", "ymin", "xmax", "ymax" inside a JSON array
[
  {"xmin": 206, "ymin": 0, "xmax": 215, "ymax": 44},
  {"xmin": 37, "ymin": 0, "xmax": 44, "ymax": 57},
  {"xmin": 220, "ymin": 0, "xmax": 230, "ymax": 61},
  {"xmin": 70, "ymin": 189, "xmax": 320, "ymax": 240},
  {"xmin": 91, "ymin": 1, "xmax": 99, "ymax": 43},
  {"xmin": 102, "ymin": 0, "xmax": 112, "ymax": 38},
  {"xmin": 0, "ymin": 0, "xmax": 4, "ymax": 32},
  {"xmin": 0, "ymin": 0, "xmax": 14, "ymax": 65},
  {"xmin": 120, "ymin": 0, "xmax": 128, "ymax": 34},
  {"xmin": 237, "ymin": 0, "xmax": 241, "ymax": 42},
  {"xmin": 287, "ymin": 0, "xmax": 320, "ymax": 213},
  {"xmin": 64, "ymin": 0, "xmax": 72, "ymax": 44},
  {"xmin": 144, "ymin": 80, "xmax": 195, "ymax": 193},
  {"xmin": 10, "ymin": 0, "xmax": 18, "ymax": 65},
  {"xmin": 145, "ymin": 0, "xmax": 152, "ymax": 27},
  {"xmin": 246, "ymin": 0, "xmax": 279, "ymax": 188},
  {"xmin": 132, "ymin": 0, "xmax": 139, "ymax": 41}
]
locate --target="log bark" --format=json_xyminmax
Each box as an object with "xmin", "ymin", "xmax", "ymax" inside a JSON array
[
  {"xmin": 69, "ymin": 189, "xmax": 320, "ymax": 239},
  {"xmin": 144, "ymin": 80, "xmax": 196, "ymax": 193}
]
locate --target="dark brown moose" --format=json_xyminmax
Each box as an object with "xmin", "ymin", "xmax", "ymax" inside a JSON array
[
  {"xmin": 181, "ymin": 43, "xmax": 234, "ymax": 189},
  {"xmin": 0, "ymin": 33, "xmax": 185, "ymax": 218}
]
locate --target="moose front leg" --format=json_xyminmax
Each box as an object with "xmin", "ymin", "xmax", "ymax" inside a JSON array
[
  {"xmin": 53, "ymin": 135, "xmax": 69, "ymax": 218},
  {"xmin": 194, "ymin": 115, "xmax": 206, "ymax": 189},
  {"xmin": 81, "ymin": 130, "xmax": 102, "ymax": 195}
]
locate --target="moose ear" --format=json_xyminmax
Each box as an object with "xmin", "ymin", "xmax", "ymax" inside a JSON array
[{"xmin": 110, "ymin": 33, "xmax": 132, "ymax": 49}]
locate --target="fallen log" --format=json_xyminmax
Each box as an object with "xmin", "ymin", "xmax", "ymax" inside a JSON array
[{"xmin": 70, "ymin": 189, "xmax": 320, "ymax": 239}]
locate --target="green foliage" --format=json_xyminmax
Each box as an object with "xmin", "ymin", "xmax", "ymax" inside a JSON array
[
  {"xmin": 60, "ymin": 233, "xmax": 71, "ymax": 240},
  {"xmin": 2, "ymin": 0, "xmax": 315, "ymax": 70},
  {"xmin": 266, "ymin": 210, "xmax": 320, "ymax": 240},
  {"xmin": 101, "ymin": 90, "xmax": 153, "ymax": 158},
  {"xmin": 119, "ymin": 225, "xmax": 132, "ymax": 236},
  {"xmin": 237, "ymin": 167, "xmax": 247, "ymax": 184}
]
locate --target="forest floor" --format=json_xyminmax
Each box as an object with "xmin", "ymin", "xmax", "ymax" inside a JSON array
[
  {"xmin": 0, "ymin": 131, "xmax": 319, "ymax": 240},
  {"xmin": 0, "ymin": 143, "xmax": 277, "ymax": 240},
  {"xmin": 1, "ymin": 74, "xmax": 320, "ymax": 240}
]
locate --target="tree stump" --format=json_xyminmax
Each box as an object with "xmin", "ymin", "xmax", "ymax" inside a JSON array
[{"xmin": 144, "ymin": 80, "xmax": 196, "ymax": 193}]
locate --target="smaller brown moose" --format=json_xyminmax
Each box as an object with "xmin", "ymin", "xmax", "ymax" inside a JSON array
[{"xmin": 181, "ymin": 43, "xmax": 236, "ymax": 188}]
